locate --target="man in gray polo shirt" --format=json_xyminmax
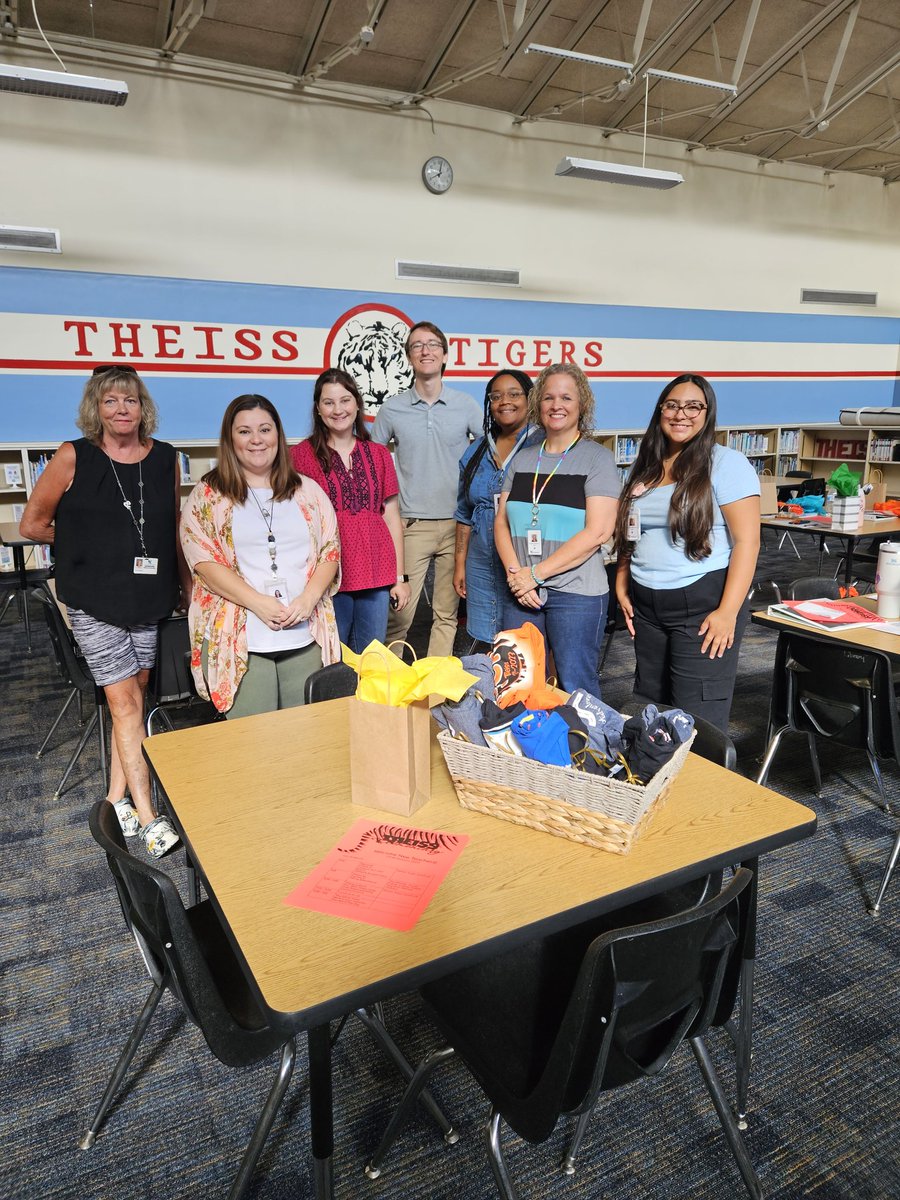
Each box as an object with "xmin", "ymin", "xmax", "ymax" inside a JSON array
[{"xmin": 372, "ymin": 321, "xmax": 482, "ymax": 655}]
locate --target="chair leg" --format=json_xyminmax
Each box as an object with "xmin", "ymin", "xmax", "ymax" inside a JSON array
[
  {"xmin": 865, "ymin": 752, "xmax": 891, "ymax": 813},
  {"xmin": 78, "ymin": 982, "xmax": 165, "ymax": 1149},
  {"xmin": 806, "ymin": 733, "xmax": 822, "ymax": 795},
  {"xmin": 53, "ymin": 711, "xmax": 99, "ymax": 799},
  {"xmin": 364, "ymin": 1045, "xmax": 456, "ymax": 1179},
  {"xmin": 354, "ymin": 1008, "xmax": 457, "ymax": 1144},
  {"xmin": 35, "ymin": 688, "xmax": 79, "ymax": 759},
  {"xmin": 98, "ymin": 703, "xmax": 109, "ymax": 794},
  {"xmin": 485, "ymin": 1108, "xmax": 521, "ymax": 1200},
  {"xmin": 561, "ymin": 1105, "xmax": 594, "ymax": 1175},
  {"xmin": 755, "ymin": 726, "xmax": 788, "ymax": 786},
  {"xmin": 226, "ymin": 1039, "xmax": 296, "ymax": 1200},
  {"xmin": 690, "ymin": 1037, "xmax": 763, "ymax": 1200},
  {"xmin": 868, "ymin": 827, "xmax": 900, "ymax": 916},
  {"xmin": 0, "ymin": 590, "xmax": 14, "ymax": 624}
]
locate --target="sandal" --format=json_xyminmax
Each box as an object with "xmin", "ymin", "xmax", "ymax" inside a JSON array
[
  {"xmin": 139, "ymin": 815, "xmax": 181, "ymax": 859},
  {"xmin": 112, "ymin": 798, "xmax": 140, "ymax": 838}
]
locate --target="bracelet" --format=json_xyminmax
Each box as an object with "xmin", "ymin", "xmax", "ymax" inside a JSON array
[{"xmin": 530, "ymin": 565, "xmax": 544, "ymax": 588}]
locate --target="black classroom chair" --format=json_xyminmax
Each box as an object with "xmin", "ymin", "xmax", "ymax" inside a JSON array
[
  {"xmin": 786, "ymin": 576, "xmax": 842, "ymax": 601},
  {"xmin": 364, "ymin": 870, "xmax": 761, "ymax": 1200},
  {"xmin": 304, "ymin": 660, "xmax": 358, "ymax": 704}
]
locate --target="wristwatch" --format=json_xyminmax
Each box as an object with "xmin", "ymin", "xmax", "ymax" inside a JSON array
[{"xmin": 396, "ymin": 574, "xmax": 410, "ymax": 583}]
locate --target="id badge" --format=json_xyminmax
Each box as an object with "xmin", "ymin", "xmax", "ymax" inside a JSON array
[
  {"xmin": 133, "ymin": 557, "xmax": 158, "ymax": 575},
  {"xmin": 626, "ymin": 504, "xmax": 641, "ymax": 542},
  {"xmin": 264, "ymin": 578, "xmax": 291, "ymax": 603},
  {"xmin": 527, "ymin": 528, "xmax": 542, "ymax": 557},
  {"xmin": 493, "ymin": 492, "xmax": 501, "ymax": 515}
]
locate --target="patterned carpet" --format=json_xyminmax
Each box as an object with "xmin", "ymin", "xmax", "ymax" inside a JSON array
[{"xmin": 1, "ymin": 537, "xmax": 898, "ymax": 1200}]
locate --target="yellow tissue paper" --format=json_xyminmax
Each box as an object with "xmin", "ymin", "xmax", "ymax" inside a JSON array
[{"xmin": 342, "ymin": 640, "xmax": 478, "ymax": 707}]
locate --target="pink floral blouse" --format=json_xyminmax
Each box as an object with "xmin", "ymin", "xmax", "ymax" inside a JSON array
[{"xmin": 180, "ymin": 478, "xmax": 341, "ymax": 713}]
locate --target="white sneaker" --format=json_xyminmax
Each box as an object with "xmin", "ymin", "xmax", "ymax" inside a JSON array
[
  {"xmin": 139, "ymin": 815, "xmax": 181, "ymax": 859},
  {"xmin": 112, "ymin": 798, "xmax": 140, "ymax": 838}
]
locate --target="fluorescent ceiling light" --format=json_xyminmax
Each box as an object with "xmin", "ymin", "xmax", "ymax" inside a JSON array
[
  {"xmin": 0, "ymin": 63, "xmax": 128, "ymax": 105},
  {"xmin": 555, "ymin": 156, "xmax": 683, "ymax": 190},
  {"xmin": 644, "ymin": 67, "xmax": 737, "ymax": 94},
  {"xmin": 526, "ymin": 43, "xmax": 633, "ymax": 72}
]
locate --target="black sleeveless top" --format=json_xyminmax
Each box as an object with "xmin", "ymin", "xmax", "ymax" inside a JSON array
[{"xmin": 55, "ymin": 438, "xmax": 178, "ymax": 627}]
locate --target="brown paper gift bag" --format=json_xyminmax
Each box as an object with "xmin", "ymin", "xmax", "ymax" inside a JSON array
[{"xmin": 348, "ymin": 696, "xmax": 432, "ymax": 816}]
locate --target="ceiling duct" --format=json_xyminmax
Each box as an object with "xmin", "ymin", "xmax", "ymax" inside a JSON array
[
  {"xmin": 0, "ymin": 63, "xmax": 128, "ymax": 104},
  {"xmin": 0, "ymin": 224, "xmax": 61, "ymax": 252},
  {"xmin": 801, "ymin": 288, "xmax": 877, "ymax": 306},
  {"xmin": 396, "ymin": 261, "xmax": 520, "ymax": 287},
  {"xmin": 555, "ymin": 156, "xmax": 683, "ymax": 190}
]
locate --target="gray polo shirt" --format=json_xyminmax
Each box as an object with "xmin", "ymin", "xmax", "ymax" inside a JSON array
[{"xmin": 372, "ymin": 384, "xmax": 483, "ymax": 519}]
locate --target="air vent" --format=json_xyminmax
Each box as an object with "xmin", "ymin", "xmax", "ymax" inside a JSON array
[
  {"xmin": 801, "ymin": 288, "xmax": 877, "ymax": 306},
  {"xmin": 396, "ymin": 261, "xmax": 519, "ymax": 287},
  {"xmin": 0, "ymin": 225, "xmax": 61, "ymax": 252}
]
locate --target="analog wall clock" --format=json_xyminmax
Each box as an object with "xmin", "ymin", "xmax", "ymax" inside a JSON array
[{"xmin": 422, "ymin": 155, "xmax": 453, "ymax": 194}]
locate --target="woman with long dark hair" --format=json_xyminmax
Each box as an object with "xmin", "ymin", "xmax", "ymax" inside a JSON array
[
  {"xmin": 453, "ymin": 369, "xmax": 536, "ymax": 647},
  {"xmin": 291, "ymin": 369, "xmax": 409, "ymax": 653},
  {"xmin": 181, "ymin": 394, "xmax": 340, "ymax": 718},
  {"xmin": 614, "ymin": 374, "xmax": 760, "ymax": 731}
]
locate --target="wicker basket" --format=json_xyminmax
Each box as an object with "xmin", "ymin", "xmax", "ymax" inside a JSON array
[{"xmin": 437, "ymin": 727, "xmax": 695, "ymax": 854}]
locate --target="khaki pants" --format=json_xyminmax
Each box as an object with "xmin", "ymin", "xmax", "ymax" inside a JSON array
[{"xmin": 387, "ymin": 517, "xmax": 459, "ymax": 657}]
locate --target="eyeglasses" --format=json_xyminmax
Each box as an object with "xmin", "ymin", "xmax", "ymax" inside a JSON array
[
  {"xmin": 660, "ymin": 400, "xmax": 707, "ymax": 418},
  {"xmin": 488, "ymin": 389, "xmax": 526, "ymax": 403},
  {"xmin": 407, "ymin": 340, "xmax": 444, "ymax": 355},
  {"xmin": 92, "ymin": 364, "xmax": 138, "ymax": 376}
]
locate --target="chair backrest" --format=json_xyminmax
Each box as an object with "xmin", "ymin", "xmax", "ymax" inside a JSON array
[
  {"xmin": 797, "ymin": 477, "xmax": 826, "ymax": 498},
  {"xmin": 32, "ymin": 582, "xmax": 96, "ymax": 694},
  {"xmin": 495, "ymin": 868, "xmax": 752, "ymax": 1144},
  {"xmin": 776, "ymin": 631, "xmax": 900, "ymax": 760},
  {"xmin": 88, "ymin": 800, "xmax": 285, "ymax": 1068},
  {"xmin": 304, "ymin": 661, "xmax": 358, "ymax": 704},
  {"xmin": 788, "ymin": 576, "xmax": 843, "ymax": 601},
  {"xmin": 150, "ymin": 615, "xmax": 195, "ymax": 704},
  {"xmin": 785, "ymin": 470, "xmax": 812, "ymax": 480},
  {"xmin": 747, "ymin": 578, "xmax": 782, "ymax": 607},
  {"xmin": 690, "ymin": 716, "xmax": 737, "ymax": 771}
]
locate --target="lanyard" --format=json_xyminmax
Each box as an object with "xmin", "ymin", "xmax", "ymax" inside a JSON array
[
  {"xmin": 249, "ymin": 488, "xmax": 279, "ymax": 576},
  {"xmin": 531, "ymin": 434, "xmax": 580, "ymax": 525},
  {"xmin": 107, "ymin": 455, "xmax": 148, "ymax": 558}
]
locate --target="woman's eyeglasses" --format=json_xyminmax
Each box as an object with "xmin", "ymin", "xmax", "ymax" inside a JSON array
[
  {"xmin": 92, "ymin": 364, "xmax": 138, "ymax": 377},
  {"xmin": 488, "ymin": 389, "xmax": 526, "ymax": 403},
  {"xmin": 660, "ymin": 400, "xmax": 707, "ymax": 418}
]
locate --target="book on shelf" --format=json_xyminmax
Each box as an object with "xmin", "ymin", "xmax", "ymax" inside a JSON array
[{"xmin": 767, "ymin": 599, "xmax": 889, "ymax": 631}]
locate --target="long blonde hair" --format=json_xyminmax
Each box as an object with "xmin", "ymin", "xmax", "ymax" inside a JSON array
[{"xmin": 76, "ymin": 367, "xmax": 158, "ymax": 444}]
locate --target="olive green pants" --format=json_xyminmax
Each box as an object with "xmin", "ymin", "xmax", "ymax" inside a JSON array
[{"xmin": 202, "ymin": 640, "xmax": 323, "ymax": 720}]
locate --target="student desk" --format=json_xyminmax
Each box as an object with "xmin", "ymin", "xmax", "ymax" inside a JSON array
[
  {"xmin": 0, "ymin": 520, "xmax": 43, "ymax": 650},
  {"xmin": 143, "ymin": 699, "xmax": 816, "ymax": 1199},
  {"xmin": 751, "ymin": 594, "xmax": 900, "ymax": 660},
  {"xmin": 759, "ymin": 515, "xmax": 900, "ymax": 587}
]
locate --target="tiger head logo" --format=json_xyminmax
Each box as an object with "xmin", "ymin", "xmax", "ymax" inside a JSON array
[
  {"xmin": 491, "ymin": 636, "xmax": 528, "ymax": 701},
  {"xmin": 325, "ymin": 305, "xmax": 414, "ymax": 419}
]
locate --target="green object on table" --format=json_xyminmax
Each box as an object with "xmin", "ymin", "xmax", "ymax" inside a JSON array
[{"xmin": 828, "ymin": 463, "xmax": 860, "ymax": 497}]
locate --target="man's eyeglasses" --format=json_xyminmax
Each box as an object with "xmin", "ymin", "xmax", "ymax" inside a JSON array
[
  {"xmin": 660, "ymin": 400, "xmax": 707, "ymax": 418},
  {"xmin": 488, "ymin": 389, "xmax": 526, "ymax": 403},
  {"xmin": 92, "ymin": 364, "xmax": 138, "ymax": 377},
  {"xmin": 407, "ymin": 340, "xmax": 444, "ymax": 355}
]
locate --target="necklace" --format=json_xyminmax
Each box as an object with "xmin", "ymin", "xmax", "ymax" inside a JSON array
[
  {"xmin": 530, "ymin": 434, "xmax": 581, "ymax": 526},
  {"xmin": 107, "ymin": 454, "xmax": 149, "ymax": 557},
  {"xmin": 248, "ymin": 487, "xmax": 279, "ymax": 576}
]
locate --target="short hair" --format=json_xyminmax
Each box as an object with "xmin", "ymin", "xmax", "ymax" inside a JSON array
[
  {"xmin": 309, "ymin": 368, "xmax": 370, "ymax": 475},
  {"xmin": 76, "ymin": 368, "xmax": 158, "ymax": 444},
  {"xmin": 405, "ymin": 322, "xmax": 448, "ymax": 376},
  {"xmin": 528, "ymin": 363, "xmax": 596, "ymax": 433},
  {"xmin": 203, "ymin": 394, "xmax": 301, "ymax": 504}
]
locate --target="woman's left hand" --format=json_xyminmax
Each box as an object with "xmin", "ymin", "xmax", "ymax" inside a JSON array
[
  {"xmin": 390, "ymin": 581, "xmax": 412, "ymax": 612},
  {"xmin": 507, "ymin": 565, "xmax": 538, "ymax": 600},
  {"xmin": 280, "ymin": 590, "xmax": 315, "ymax": 628},
  {"xmin": 698, "ymin": 608, "xmax": 737, "ymax": 658}
]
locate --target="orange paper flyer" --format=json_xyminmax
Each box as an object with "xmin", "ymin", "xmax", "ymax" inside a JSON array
[{"xmin": 284, "ymin": 820, "xmax": 469, "ymax": 931}]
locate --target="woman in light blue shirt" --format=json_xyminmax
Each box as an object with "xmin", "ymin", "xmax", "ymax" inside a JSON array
[
  {"xmin": 614, "ymin": 374, "xmax": 760, "ymax": 731},
  {"xmin": 453, "ymin": 370, "xmax": 535, "ymax": 647}
]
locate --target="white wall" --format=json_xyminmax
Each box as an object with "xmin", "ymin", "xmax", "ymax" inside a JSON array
[{"xmin": 3, "ymin": 49, "xmax": 900, "ymax": 315}]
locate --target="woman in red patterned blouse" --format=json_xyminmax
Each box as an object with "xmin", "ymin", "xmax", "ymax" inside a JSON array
[{"xmin": 291, "ymin": 369, "xmax": 411, "ymax": 652}]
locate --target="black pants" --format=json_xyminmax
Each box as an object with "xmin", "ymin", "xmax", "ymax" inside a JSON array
[{"xmin": 630, "ymin": 567, "xmax": 749, "ymax": 732}]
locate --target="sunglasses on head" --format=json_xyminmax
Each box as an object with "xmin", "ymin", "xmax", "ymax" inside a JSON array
[{"xmin": 92, "ymin": 364, "xmax": 138, "ymax": 377}]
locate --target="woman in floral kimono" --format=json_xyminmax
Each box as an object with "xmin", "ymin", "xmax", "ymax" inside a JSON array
[{"xmin": 181, "ymin": 394, "xmax": 340, "ymax": 718}]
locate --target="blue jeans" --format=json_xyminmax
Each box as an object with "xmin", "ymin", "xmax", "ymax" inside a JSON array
[
  {"xmin": 500, "ymin": 589, "xmax": 608, "ymax": 697},
  {"xmin": 333, "ymin": 587, "xmax": 391, "ymax": 654}
]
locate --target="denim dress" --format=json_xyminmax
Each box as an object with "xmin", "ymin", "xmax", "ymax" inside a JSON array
[{"xmin": 455, "ymin": 429, "xmax": 536, "ymax": 643}]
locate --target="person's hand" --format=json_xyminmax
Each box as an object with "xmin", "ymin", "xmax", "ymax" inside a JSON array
[
  {"xmin": 251, "ymin": 593, "xmax": 291, "ymax": 630},
  {"xmin": 615, "ymin": 582, "xmax": 635, "ymax": 639},
  {"xmin": 698, "ymin": 607, "xmax": 737, "ymax": 658},
  {"xmin": 279, "ymin": 588, "xmax": 319, "ymax": 628},
  {"xmin": 516, "ymin": 586, "xmax": 545, "ymax": 610},
  {"xmin": 453, "ymin": 562, "xmax": 466, "ymax": 599},
  {"xmin": 390, "ymin": 581, "xmax": 412, "ymax": 612},
  {"xmin": 508, "ymin": 565, "xmax": 538, "ymax": 600}
]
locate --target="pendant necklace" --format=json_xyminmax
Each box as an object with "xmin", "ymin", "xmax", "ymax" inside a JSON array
[
  {"xmin": 107, "ymin": 454, "xmax": 149, "ymax": 557},
  {"xmin": 249, "ymin": 487, "xmax": 279, "ymax": 576},
  {"xmin": 531, "ymin": 434, "xmax": 581, "ymax": 526}
]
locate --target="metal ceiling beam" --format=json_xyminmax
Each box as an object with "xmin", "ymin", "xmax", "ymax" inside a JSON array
[
  {"xmin": 496, "ymin": 0, "xmax": 556, "ymax": 71},
  {"xmin": 162, "ymin": 0, "xmax": 217, "ymax": 56},
  {"xmin": 511, "ymin": 0, "xmax": 616, "ymax": 116},
  {"xmin": 730, "ymin": 0, "xmax": 761, "ymax": 86},
  {"xmin": 290, "ymin": 0, "xmax": 339, "ymax": 78},
  {"xmin": 154, "ymin": 0, "xmax": 177, "ymax": 50},
  {"xmin": 413, "ymin": 0, "xmax": 479, "ymax": 94},
  {"xmin": 826, "ymin": 114, "xmax": 900, "ymax": 169},
  {"xmin": 690, "ymin": 0, "xmax": 858, "ymax": 142}
]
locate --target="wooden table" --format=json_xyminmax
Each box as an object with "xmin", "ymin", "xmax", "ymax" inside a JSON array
[
  {"xmin": 144, "ymin": 699, "xmax": 816, "ymax": 1198},
  {"xmin": 751, "ymin": 594, "xmax": 900, "ymax": 660},
  {"xmin": 760, "ymin": 515, "xmax": 900, "ymax": 585},
  {"xmin": 0, "ymin": 520, "xmax": 43, "ymax": 650}
]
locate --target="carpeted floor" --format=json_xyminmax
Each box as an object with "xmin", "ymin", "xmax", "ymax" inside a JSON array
[{"xmin": 1, "ymin": 534, "xmax": 898, "ymax": 1199}]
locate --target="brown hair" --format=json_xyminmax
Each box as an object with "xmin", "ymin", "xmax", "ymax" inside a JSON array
[
  {"xmin": 528, "ymin": 363, "xmax": 596, "ymax": 433},
  {"xmin": 614, "ymin": 374, "xmax": 718, "ymax": 561},
  {"xmin": 203, "ymin": 395, "xmax": 301, "ymax": 504},
  {"xmin": 76, "ymin": 368, "xmax": 158, "ymax": 444},
  {"xmin": 406, "ymin": 321, "xmax": 448, "ymax": 376},
  {"xmin": 309, "ymin": 369, "xmax": 370, "ymax": 475}
]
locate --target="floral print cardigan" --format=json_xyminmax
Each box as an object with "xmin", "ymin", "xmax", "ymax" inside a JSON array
[{"xmin": 180, "ymin": 479, "xmax": 341, "ymax": 713}]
